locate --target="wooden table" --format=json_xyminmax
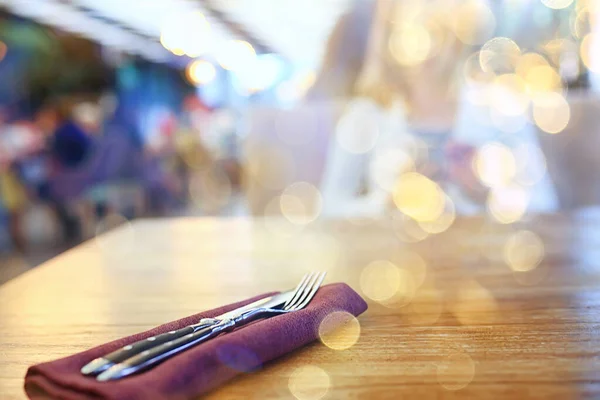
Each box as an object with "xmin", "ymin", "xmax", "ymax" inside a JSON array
[{"xmin": 2, "ymin": 213, "xmax": 600, "ymax": 399}]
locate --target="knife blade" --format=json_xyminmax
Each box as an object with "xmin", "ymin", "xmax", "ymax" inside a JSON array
[{"xmin": 81, "ymin": 291, "xmax": 293, "ymax": 376}]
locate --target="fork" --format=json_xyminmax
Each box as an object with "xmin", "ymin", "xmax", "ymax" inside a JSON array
[{"xmin": 97, "ymin": 271, "xmax": 327, "ymax": 381}]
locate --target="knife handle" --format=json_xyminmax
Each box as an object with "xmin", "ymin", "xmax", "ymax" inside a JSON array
[
  {"xmin": 96, "ymin": 322, "xmax": 227, "ymax": 381},
  {"xmin": 81, "ymin": 322, "xmax": 215, "ymax": 375}
]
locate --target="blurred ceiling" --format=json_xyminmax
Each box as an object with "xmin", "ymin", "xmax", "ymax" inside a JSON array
[
  {"xmin": 0, "ymin": 0, "xmax": 351, "ymax": 69},
  {"xmin": 202, "ymin": 0, "xmax": 352, "ymax": 67}
]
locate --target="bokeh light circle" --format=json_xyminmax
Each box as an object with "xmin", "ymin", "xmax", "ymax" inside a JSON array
[
  {"xmin": 186, "ymin": 60, "xmax": 216, "ymax": 86},
  {"xmin": 418, "ymin": 195, "xmax": 456, "ymax": 234},
  {"xmin": 280, "ymin": 182, "xmax": 323, "ymax": 225},
  {"xmin": 503, "ymin": 230, "xmax": 545, "ymax": 272},
  {"xmin": 393, "ymin": 173, "xmax": 445, "ymax": 222},
  {"xmin": 474, "ymin": 143, "xmax": 516, "ymax": 188},
  {"xmin": 479, "ymin": 37, "xmax": 521, "ymax": 75},
  {"xmin": 389, "ymin": 23, "xmax": 432, "ymax": 66},
  {"xmin": 360, "ymin": 260, "xmax": 401, "ymax": 303},
  {"xmin": 453, "ymin": 0, "xmax": 496, "ymax": 45},
  {"xmin": 532, "ymin": 92, "xmax": 570, "ymax": 134},
  {"xmin": 437, "ymin": 351, "xmax": 476, "ymax": 391},
  {"xmin": 581, "ymin": 33, "xmax": 600, "ymax": 73},
  {"xmin": 318, "ymin": 311, "xmax": 361, "ymax": 351},
  {"xmin": 487, "ymin": 184, "xmax": 530, "ymax": 224},
  {"xmin": 288, "ymin": 365, "xmax": 331, "ymax": 400},
  {"xmin": 541, "ymin": 0, "xmax": 574, "ymax": 9}
]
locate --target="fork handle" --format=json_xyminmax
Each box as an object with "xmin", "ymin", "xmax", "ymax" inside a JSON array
[
  {"xmin": 81, "ymin": 321, "xmax": 216, "ymax": 375},
  {"xmin": 96, "ymin": 322, "xmax": 230, "ymax": 381},
  {"xmin": 96, "ymin": 309, "xmax": 281, "ymax": 381}
]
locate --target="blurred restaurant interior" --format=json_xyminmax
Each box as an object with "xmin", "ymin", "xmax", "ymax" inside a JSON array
[{"xmin": 0, "ymin": 0, "xmax": 600, "ymax": 284}]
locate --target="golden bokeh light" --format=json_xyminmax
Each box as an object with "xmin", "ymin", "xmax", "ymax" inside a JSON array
[
  {"xmin": 160, "ymin": 12, "xmax": 211, "ymax": 57},
  {"xmin": 489, "ymin": 73, "xmax": 529, "ymax": 116},
  {"xmin": 479, "ymin": 37, "xmax": 521, "ymax": 75},
  {"xmin": 532, "ymin": 92, "xmax": 570, "ymax": 134},
  {"xmin": 464, "ymin": 52, "xmax": 495, "ymax": 86},
  {"xmin": 572, "ymin": 8, "xmax": 593, "ymax": 39},
  {"xmin": 370, "ymin": 148, "xmax": 415, "ymax": 192},
  {"xmin": 169, "ymin": 47, "xmax": 185, "ymax": 56},
  {"xmin": 418, "ymin": 195, "xmax": 456, "ymax": 234},
  {"xmin": 389, "ymin": 23, "xmax": 432, "ymax": 66},
  {"xmin": 217, "ymin": 40, "xmax": 256, "ymax": 71},
  {"xmin": 318, "ymin": 311, "xmax": 361, "ymax": 351},
  {"xmin": 392, "ymin": 250, "xmax": 428, "ymax": 289},
  {"xmin": 503, "ymin": 230, "xmax": 545, "ymax": 272},
  {"xmin": 452, "ymin": 0, "xmax": 496, "ymax": 45},
  {"xmin": 541, "ymin": 0, "xmax": 574, "ymax": 9},
  {"xmin": 391, "ymin": 212, "xmax": 430, "ymax": 243},
  {"xmin": 540, "ymin": 39, "xmax": 570, "ymax": 64},
  {"xmin": 280, "ymin": 182, "xmax": 323, "ymax": 225},
  {"xmin": 581, "ymin": 33, "xmax": 600, "ymax": 73},
  {"xmin": 393, "ymin": 173, "xmax": 445, "ymax": 222},
  {"xmin": 515, "ymin": 53, "xmax": 549, "ymax": 79},
  {"xmin": 473, "ymin": 143, "xmax": 516, "ymax": 188},
  {"xmin": 388, "ymin": 267, "xmax": 417, "ymax": 308},
  {"xmin": 437, "ymin": 351, "xmax": 476, "ymax": 390},
  {"xmin": 186, "ymin": 60, "xmax": 217, "ymax": 86},
  {"xmin": 360, "ymin": 260, "xmax": 401, "ymax": 303},
  {"xmin": 487, "ymin": 184, "xmax": 530, "ymax": 224},
  {"xmin": 525, "ymin": 65, "xmax": 563, "ymax": 96},
  {"xmin": 360, "ymin": 259, "xmax": 418, "ymax": 308},
  {"xmin": 288, "ymin": 365, "xmax": 331, "ymax": 400}
]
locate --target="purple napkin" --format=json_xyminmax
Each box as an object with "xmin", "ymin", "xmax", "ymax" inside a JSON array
[{"xmin": 25, "ymin": 283, "xmax": 368, "ymax": 400}]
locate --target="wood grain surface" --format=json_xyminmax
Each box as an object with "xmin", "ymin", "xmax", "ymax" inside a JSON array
[{"xmin": 2, "ymin": 212, "xmax": 600, "ymax": 399}]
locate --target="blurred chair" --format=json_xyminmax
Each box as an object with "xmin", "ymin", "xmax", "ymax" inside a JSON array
[
  {"xmin": 537, "ymin": 92, "xmax": 600, "ymax": 210},
  {"xmin": 49, "ymin": 134, "xmax": 145, "ymax": 238}
]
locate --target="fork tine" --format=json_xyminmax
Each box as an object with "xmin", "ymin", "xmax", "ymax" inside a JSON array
[
  {"xmin": 285, "ymin": 271, "xmax": 326, "ymax": 311},
  {"xmin": 290, "ymin": 271, "xmax": 326, "ymax": 311},
  {"xmin": 286, "ymin": 272, "xmax": 319, "ymax": 310},
  {"xmin": 283, "ymin": 272, "xmax": 314, "ymax": 309}
]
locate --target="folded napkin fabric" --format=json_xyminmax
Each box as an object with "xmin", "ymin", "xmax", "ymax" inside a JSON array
[{"xmin": 25, "ymin": 283, "xmax": 368, "ymax": 400}]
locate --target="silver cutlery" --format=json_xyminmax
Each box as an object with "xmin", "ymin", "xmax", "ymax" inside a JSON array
[
  {"xmin": 96, "ymin": 271, "xmax": 326, "ymax": 381},
  {"xmin": 81, "ymin": 290, "xmax": 295, "ymax": 376}
]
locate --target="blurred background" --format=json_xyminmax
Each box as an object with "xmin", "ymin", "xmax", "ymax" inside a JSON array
[{"xmin": 0, "ymin": 0, "xmax": 599, "ymax": 283}]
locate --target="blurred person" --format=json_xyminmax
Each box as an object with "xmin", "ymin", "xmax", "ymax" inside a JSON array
[
  {"xmin": 311, "ymin": 0, "xmax": 556, "ymax": 217},
  {"xmin": 0, "ymin": 158, "xmax": 28, "ymax": 252},
  {"xmin": 141, "ymin": 111, "xmax": 187, "ymax": 215},
  {"xmin": 0, "ymin": 116, "xmax": 36, "ymax": 252},
  {"xmin": 51, "ymin": 99, "xmax": 94, "ymax": 170},
  {"xmin": 47, "ymin": 99, "xmax": 95, "ymax": 242},
  {"xmin": 86, "ymin": 98, "xmax": 146, "ymax": 220}
]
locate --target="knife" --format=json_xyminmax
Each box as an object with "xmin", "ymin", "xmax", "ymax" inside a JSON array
[
  {"xmin": 95, "ymin": 289, "xmax": 298, "ymax": 381},
  {"xmin": 81, "ymin": 291, "xmax": 293, "ymax": 376}
]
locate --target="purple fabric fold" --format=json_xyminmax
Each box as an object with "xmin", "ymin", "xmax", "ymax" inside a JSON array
[{"xmin": 25, "ymin": 283, "xmax": 368, "ymax": 400}]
